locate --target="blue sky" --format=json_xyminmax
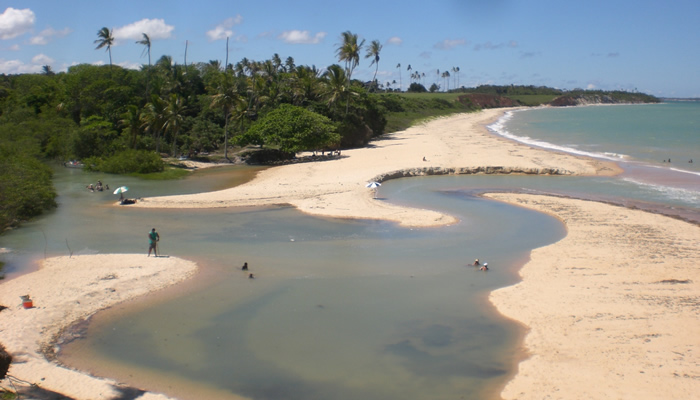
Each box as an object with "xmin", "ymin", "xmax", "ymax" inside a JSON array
[{"xmin": 1, "ymin": 0, "xmax": 699, "ymax": 97}]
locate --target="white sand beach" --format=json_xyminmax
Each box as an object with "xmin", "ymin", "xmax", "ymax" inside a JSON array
[
  {"xmin": 0, "ymin": 255, "xmax": 197, "ymax": 399},
  {"xmin": 2, "ymin": 108, "xmax": 697, "ymax": 399}
]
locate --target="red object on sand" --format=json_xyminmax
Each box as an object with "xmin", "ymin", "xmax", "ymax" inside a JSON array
[{"xmin": 22, "ymin": 300, "xmax": 33, "ymax": 309}]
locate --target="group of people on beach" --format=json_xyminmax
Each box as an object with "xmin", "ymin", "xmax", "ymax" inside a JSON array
[{"xmin": 86, "ymin": 180, "xmax": 109, "ymax": 192}]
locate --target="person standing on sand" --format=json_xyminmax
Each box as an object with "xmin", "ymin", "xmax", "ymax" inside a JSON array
[{"xmin": 148, "ymin": 228, "xmax": 160, "ymax": 257}]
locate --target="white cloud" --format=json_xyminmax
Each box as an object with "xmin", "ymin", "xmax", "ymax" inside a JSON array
[
  {"xmin": 386, "ymin": 36, "xmax": 402, "ymax": 45},
  {"xmin": 30, "ymin": 27, "xmax": 72, "ymax": 45},
  {"xmin": 0, "ymin": 58, "xmax": 42, "ymax": 74},
  {"xmin": 587, "ymin": 83, "xmax": 597, "ymax": 90},
  {"xmin": 118, "ymin": 61, "xmax": 141, "ymax": 70},
  {"xmin": 207, "ymin": 16, "xmax": 243, "ymax": 41},
  {"xmin": 31, "ymin": 53, "xmax": 54, "ymax": 65},
  {"xmin": 434, "ymin": 39, "xmax": 467, "ymax": 50},
  {"xmin": 0, "ymin": 7, "xmax": 35, "ymax": 40},
  {"xmin": 113, "ymin": 18, "xmax": 175, "ymax": 41},
  {"xmin": 278, "ymin": 30, "xmax": 326, "ymax": 44},
  {"xmin": 9, "ymin": 44, "xmax": 19, "ymax": 50}
]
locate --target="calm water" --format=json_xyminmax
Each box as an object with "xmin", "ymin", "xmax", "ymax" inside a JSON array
[
  {"xmin": 47, "ymin": 167, "xmax": 565, "ymax": 400},
  {"xmin": 3, "ymin": 102, "xmax": 699, "ymax": 399}
]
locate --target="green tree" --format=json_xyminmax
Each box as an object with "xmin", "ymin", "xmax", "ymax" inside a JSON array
[
  {"xmin": 94, "ymin": 27, "xmax": 114, "ymax": 75},
  {"xmin": 141, "ymin": 95, "xmax": 167, "ymax": 153},
  {"xmin": 365, "ymin": 40, "xmax": 382, "ymax": 92},
  {"xmin": 120, "ymin": 105, "xmax": 142, "ymax": 149},
  {"xmin": 239, "ymin": 104, "xmax": 339, "ymax": 153},
  {"xmin": 210, "ymin": 72, "xmax": 243, "ymax": 160},
  {"xmin": 163, "ymin": 94, "xmax": 187, "ymax": 156}
]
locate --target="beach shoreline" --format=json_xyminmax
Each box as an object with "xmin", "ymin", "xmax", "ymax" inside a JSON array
[
  {"xmin": 3, "ymin": 107, "xmax": 696, "ymax": 399},
  {"xmin": 133, "ymin": 108, "xmax": 622, "ymax": 228}
]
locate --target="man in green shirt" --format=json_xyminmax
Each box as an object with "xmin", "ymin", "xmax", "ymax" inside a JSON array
[{"xmin": 148, "ymin": 228, "xmax": 160, "ymax": 257}]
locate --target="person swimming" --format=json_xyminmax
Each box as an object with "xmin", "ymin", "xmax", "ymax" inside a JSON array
[
  {"xmin": 472, "ymin": 259, "xmax": 480, "ymax": 266},
  {"xmin": 480, "ymin": 263, "xmax": 489, "ymax": 271},
  {"xmin": 242, "ymin": 262, "xmax": 249, "ymax": 271}
]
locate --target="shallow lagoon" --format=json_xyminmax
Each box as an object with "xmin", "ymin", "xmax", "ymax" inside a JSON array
[
  {"xmin": 4, "ymin": 164, "xmax": 697, "ymax": 399},
  {"xmin": 0, "ymin": 165, "xmax": 568, "ymax": 400}
]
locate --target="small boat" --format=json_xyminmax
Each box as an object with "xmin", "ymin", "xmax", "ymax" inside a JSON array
[{"xmin": 64, "ymin": 160, "xmax": 85, "ymax": 168}]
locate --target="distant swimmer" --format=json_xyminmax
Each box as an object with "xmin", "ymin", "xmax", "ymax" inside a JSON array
[
  {"xmin": 248, "ymin": 273, "xmax": 255, "ymax": 279},
  {"xmin": 472, "ymin": 259, "xmax": 480, "ymax": 266},
  {"xmin": 480, "ymin": 263, "xmax": 489, "ymax": 271},
  {"xmin": 242, "ymin": 262, "xmax": 249, "ymax": 271},
  {"xmin": 690, "ymin": 159, "xmax": 693, "ymax": 163}
]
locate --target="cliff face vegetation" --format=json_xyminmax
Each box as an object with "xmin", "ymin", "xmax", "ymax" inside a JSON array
[
  {"xmin": 549, "ymin": 91, "xmax": 660, "ymax": 106},
  {"xmin": 458, "ymin": 93, "xmax": 519, "ymax": 108}
]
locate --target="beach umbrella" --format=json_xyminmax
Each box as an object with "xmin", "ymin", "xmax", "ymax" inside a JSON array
[
  {"xmin": 366, "ymin": 182, "xmax": 381, "ymax": 198},
  {"xmin": 113, "ymin": 186, "xmax": 129, "ymax": 195}
]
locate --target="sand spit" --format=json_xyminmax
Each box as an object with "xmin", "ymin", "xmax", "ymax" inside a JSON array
[
  {"xmin": 487, "ymin": 193, "xmax": 700, "ymax": 399},
  {"xmin": 0, "ymin": 254, "xmax": 197, "ymax": 400},
  {"xmin": 134, "ymin": 109, "xmax": 621, "ymax": 227}
]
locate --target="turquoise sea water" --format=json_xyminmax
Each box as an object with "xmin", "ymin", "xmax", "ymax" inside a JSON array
[
  {"xmin": 490, "ymin": 101, "xmax": 700, "ymax": 208},
  {"xmin": 2, "ymin": 102, "xmax": 698, "ymax": 400}
]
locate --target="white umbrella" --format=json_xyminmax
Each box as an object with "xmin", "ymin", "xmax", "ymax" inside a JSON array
[
  {"xmin": 113, "ymin": 186, "xmax": 129, "ymax": 195},
  {"xmin": 366, "ymin": 182, "xmax": 381, "ymax": 198}
]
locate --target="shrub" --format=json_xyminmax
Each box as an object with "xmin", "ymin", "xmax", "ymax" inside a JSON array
[{"xmin": 85, "ymin": 149, "xmax": 164, "ymax": 174}]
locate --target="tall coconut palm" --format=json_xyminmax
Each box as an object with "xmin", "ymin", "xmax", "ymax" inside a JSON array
[
  {"xmin": 163, "ymin": 94, "xmax": 187, "ymax": 156},
  {"xmin": 336, "ymin": 31, "xmax": 365, "ymax": 82},
  {"xmin": 322, "ymin": 64, "xmax": 352, "ymax": 113},
  {"xmin": 120, "ymin": 105, "xmax": 142, "ymax": 149},
  {"xmin": 406, "ymin": 64, "xmax": 412, "ymax": 84},
  {"xmin": 396, "ymin": 63, "xmax": 402, "ymax": 91},
  {"xmin": 210, "ymin": 72, "xmax": 242, "ymax": 160},
  {"xmin": 136, "ymin": 33, "xmax": 151, "ymax": 67},
  {"xmin": 335, "ymin": 31, "xmax": 364, "ymax": 115},
  {"xmin": 94, "ymin": 27, "xmax": 114, "ymax": 74},
  {"xmin": 141, "ymin": 95, "xmax": 167, "ymax": 153},
  {"xmin": 365, "ymin": 40, "xmax": 382, "ymax": 92}
]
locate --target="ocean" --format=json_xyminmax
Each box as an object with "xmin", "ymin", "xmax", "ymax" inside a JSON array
[{"xmin": 490, "ymin": 101, "xmax": 700, "ymax": 211}]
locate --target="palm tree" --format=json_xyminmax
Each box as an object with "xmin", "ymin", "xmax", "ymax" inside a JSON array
[
  {"xmin": 210, "ymin": 72, "xmax": 242, "ymax": 160},
  {"xmin": 136, "ymin": 33, "xmax": 151, "ymax": 67},
  {"xmin": 396, "ymin": 63, "xmax": 402, "ymax": 91},
  {"xmin": 365, "ymin": 40, "xmax": 382, "ymax": 92},
  {"xmin": 42, "ymin": 65, "xmax": 54, "ymax": 76},
  {"xmin": 336, "ymin": 31, "xmax": 365, "ymax": 82},
  {"xmin": 94, "ymin": 27, "xmax": 114, "ymax": 74},
  {"xmin": 322, "ymin": 64, "xmax": 353, "ymax": 114},
  {"xmin": 163, "ymin": 94, "xmax": 187, "ymax": 156},
  {"xmin": 120, "ymin": 105, "xmax": 142, "ymax": 149},
  {"xmin": 336, "ymin": 31, "xmax": 365, "ymax": 115},
  {"xmin": 141, "ymin": 94, "xmax": 167, "ymax": 153}
]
